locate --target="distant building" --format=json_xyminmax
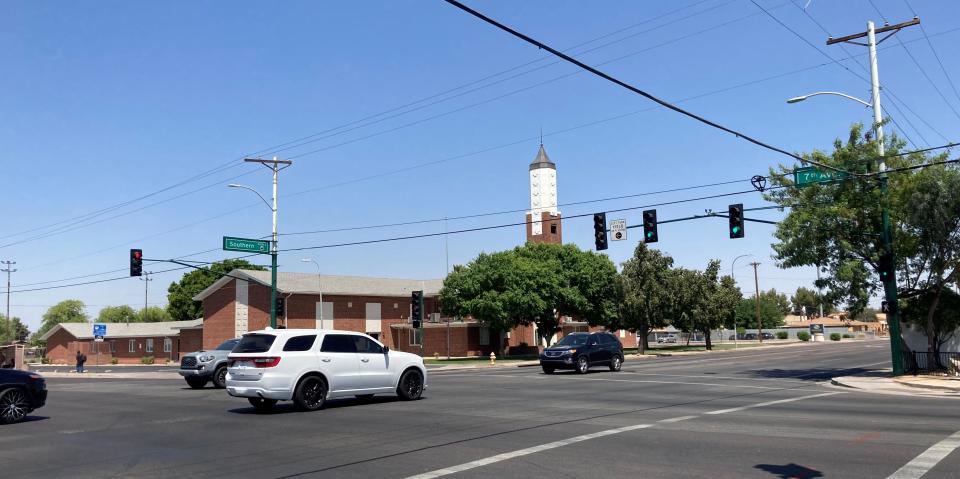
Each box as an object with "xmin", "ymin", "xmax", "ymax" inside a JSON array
[
  {"xmin": 526, "ymin": 144, "xmax": 562, "ymax": 244},
  {"xmin": 39, "ymin": 319, "xmax": 202, "ymax": 365}
]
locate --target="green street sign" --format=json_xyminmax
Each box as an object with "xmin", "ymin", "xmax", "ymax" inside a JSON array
[
  {"xmin": 793, "ymin": 166, "xmax": 849, "ymax": 187},
  {"xmin": 223, "ymin": 236, "xmax": 270, "ymax": 254}
]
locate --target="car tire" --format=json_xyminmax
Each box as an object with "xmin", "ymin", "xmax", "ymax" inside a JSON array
[
  {"xmin": 397, "ymin": 369, "xmax": 424, "ymax": 401},
  {"xmin": 576, "ymin": 356, "xmax": 589, "ymax": 374},
  {"xmin": 542, "ymin": 366, "xmax": 555, "ymax": 375},
  {"xmin": 185, "ymin": 376, "xmax": 208, "ymax": 389},
  {"xmin": 212, "ymin": 366, "xmax": 228, "ymax": 389},
  {"xmin": 609, "ymin": 354, "xmax": 622, "ymax": 372},
  {"xmin": 247, "ymin": 397, "xmax": 277, "ymax": 412},
  {"xmin": 0, "ymin": 387, "xmax": 30, "ymax": 425},
  {"xmin": 293, "ymin": 376, "xmax": 327, "ymax": 411}
]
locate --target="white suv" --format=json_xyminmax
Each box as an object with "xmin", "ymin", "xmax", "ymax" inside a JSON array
[{"xmin": 226, "ymin": 328, "xmax": 427, "ymax": 412}]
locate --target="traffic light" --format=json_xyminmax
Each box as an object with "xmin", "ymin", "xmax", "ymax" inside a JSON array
[
  {"xmin": 878, "ymin": 252, "xmax": 894, "ymax": 282},
  {"xmin": 411, "ymin": 290, "xmax": 423, "ymax": 328},
  {"xmin": 593, "ymin": 213, "xmax": 608, "ymax": 251},
  {"xmin": 881, "ymin": 300, "xmax": 889, "ymax": 314},
  {"xmin": 130, "ymin": 249, "xmax": 143, "ymax": 276},
  {"xmin": 275, "ymin": 297, "xmax": 285, "ymax": 318},
  {"xmin": 642, "ymin": 209, "xmax": 658, "ymax": 243},
  {"xmin": 728, "ymin": 204, "xmax": 744, "ymax": 239}
]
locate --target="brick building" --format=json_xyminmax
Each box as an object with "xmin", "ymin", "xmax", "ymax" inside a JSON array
[{"xmin": 39, "ymin": 319, "xmax": 202, "ymax": 365}]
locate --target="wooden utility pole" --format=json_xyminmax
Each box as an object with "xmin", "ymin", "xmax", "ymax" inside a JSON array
[{"xmin": 751, "ymin": 262, "xmax": 762, "ymax": 343}]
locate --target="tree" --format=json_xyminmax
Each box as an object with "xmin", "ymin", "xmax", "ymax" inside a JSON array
[
  {"xmin": 760, "ymin": 289, "xmax": 791, "ymax": 316},
  {"xmin": 733, "ymin": 297, "xmax": 785, "ymax": 331},
  {"xmin": 790, "ymin": 286, "xmax": 834, "ymax": 317},
  {"xmin": 440, "ymin": 243, "xmax": 619, "ymax": 351},
  {"xmin": 35, "ymin": 299, "xmax": 89, "ymax": 342},
  {"xmin": 618, "ymin": 242, "xmax": 675, "ymax": 353},
  {"xmin": 167, "ymin": 259, "xmax": 266, "ymax": 321},
  {"xmin": 901, "ymin": 288, "xmax": 960, "ymax": 359},
  {"xmin": 0, "ymin": 314, "xmax": 29, "ymax": 344},
  {"xmin": 668, "ymin": 260, "xmax": 739, "ymax": 350},
  {"xmin": 138, "ymin": 306, "xmax": 172, "ymax": 323},
  {"xmin": 97, "ymin": 305, "xmax": 138, "ymax": 324},
  {"xmin": 704, "ymin": 274, "xmax": 743, "ymax": 349},
  {"xmin": 766, "ymin": 123, "xmax": 960, "ymax": 353}
]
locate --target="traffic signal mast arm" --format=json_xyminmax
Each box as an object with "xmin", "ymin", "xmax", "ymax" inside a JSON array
[{"xmin": 624, "ymin": 213, "xmax": 779, "ymax": 227}]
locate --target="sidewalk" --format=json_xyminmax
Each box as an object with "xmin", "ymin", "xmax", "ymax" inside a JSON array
[
  {"xmin": 831, "ymin": 370, "xmax": 960, "ymax": 398},
  {"xmin": 38, "ymin": 370, "xmax": 181, "ymax": 380}
]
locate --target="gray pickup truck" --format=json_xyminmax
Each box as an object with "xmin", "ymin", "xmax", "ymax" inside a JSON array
[{"xmin": 178, "ymin": 338, "xmax": 239, "ymax": 389}]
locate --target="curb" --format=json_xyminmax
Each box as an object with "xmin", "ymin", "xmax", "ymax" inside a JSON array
[{"xmin": 893, "ymin": 379, "xmax": 960, "ymax": 393}]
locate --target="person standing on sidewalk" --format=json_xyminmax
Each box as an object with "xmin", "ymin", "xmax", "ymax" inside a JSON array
[{"xmin": 75, "ymin": 350, "xmax": 87, "ymax": 373}]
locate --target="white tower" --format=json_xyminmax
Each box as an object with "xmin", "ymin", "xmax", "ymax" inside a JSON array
[{"xmin": 526, "ymin": 144, "xmax": 562, "ymax": 244}]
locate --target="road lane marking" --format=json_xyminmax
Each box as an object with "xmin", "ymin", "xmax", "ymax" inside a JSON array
[
  {"xmin": 887, "ymin": 430, "xmax": 960, "ymax": 479},
  {"xmin": 705, "ymin": 391, "xmax": 841, "ymax": 415},
  {"xmin": 486, "ymin": 374, "xmax": 790, "ymax": 390},
  {"xmin": 405, "ymin": 423, "xmax": 655, "ymax": 479},
  {"xmin": 658, "ymin": 415, "xmax": 697, "ymax": 423},
  {"xmin": 405, "ymin": 391, "xmax": 845, "ymax": 479}
]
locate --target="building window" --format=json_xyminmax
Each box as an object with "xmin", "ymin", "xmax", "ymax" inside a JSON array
[
  {"xmin": 146, "ymin": 338, "xmax": 154, "ymax": 353},
  {"xmin": 163, "ymin": 337, "xmax": 172, "ymax": 353},
  {"xmin": 393, "ymin": 303, "xmax": 398, "ymax": 309},
  {"xmin": 128, "ymin": 339, "xmax": 136, "ymax": 353},
  {"xmin": 550, "ymin": 224, "xmax": 557, "ymax": 234},
  {"xmin": 110, "ymin": 340, "xmax": 117, "ymax": 353},
  {"xmin": 409, "ymin": 328, "xmax": 422, "ymax": 346},
  {"xmin": 479, "ymin": 327, "xmax": 490, "ymax": 346},
  {"xmin": 347, "ymin": 302, "xmax": 352, "ymax": 308},
  {"xmin": 91, "ymin": 342, "xmax": 98, "ymax": 354}
]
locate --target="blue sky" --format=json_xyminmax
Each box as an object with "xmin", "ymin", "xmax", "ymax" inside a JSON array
[{"xmin": 2, "ymin": 0, "xmax": 958, "ymax": 331}]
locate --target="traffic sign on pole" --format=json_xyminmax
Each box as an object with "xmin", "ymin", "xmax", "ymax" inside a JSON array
[
  {"xmin": 610, "ymin": 219, "xmax": 627, "ymax": 241},
  {"xmin": 223, "ymin": 236, "xmax": 271, "ymax": 254}
]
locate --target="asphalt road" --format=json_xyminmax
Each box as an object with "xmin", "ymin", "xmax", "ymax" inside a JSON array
[{"xmin": 3, "ymin": 341, "xmax": 958, "ymax": 479}]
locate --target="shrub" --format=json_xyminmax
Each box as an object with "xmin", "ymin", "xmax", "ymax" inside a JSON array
[
  {"xmin": 110, "ymin": 358, "xmax": 119, "ymax": 365},
  {"xmin": 40, "ymin": 357, "xmax": 51, "ymax": 364},
  {"xmin": 830, "ymin": 333, "xmax": 842, "ymax": 341},
  {"xmin": 842, "ymin": 334, "xmax": 853, "ymax": 339},
  {"xmin": 797, "ymin": 331, "xmax": 811, "ymax": 342},
  {"xmin": 776, "ymin": 331, "xmax": 789, "ymax": 340},
  {"xmin": 140, "ymin": 356, "xmax": 155, "ymax": 365}
]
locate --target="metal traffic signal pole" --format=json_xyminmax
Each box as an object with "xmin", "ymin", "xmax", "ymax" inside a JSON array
[
  {"xmin": 242, "ymin": 157, "xmax": 293, "ymax": 329},
  {"xmin": 827, "ymin": 17, "xmax": 919, "ymax": 376},
  {"xmin": 751, "ymin": 262, "xmax": 762, "ymax": 343}
]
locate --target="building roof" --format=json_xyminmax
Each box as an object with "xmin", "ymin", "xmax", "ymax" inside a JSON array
[
  {"xmin": 39, "ymin": 319, "xmax": 203, "ymax": 341},
  {"xmin": 192, "ymin": 269, "xmax": 444, "ymax": 302},
  {"xmin": 529, "ymin": 144, "xmax": 556, "ymax": 171}
]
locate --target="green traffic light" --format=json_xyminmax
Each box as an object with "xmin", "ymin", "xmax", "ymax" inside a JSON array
[
  {"xmin": 646, "ymin": 231, "xmax": 653, "ymax": 238},
  {"xmin": 732, "ymin": 226, "xmax": 741, "ymax": 234}
]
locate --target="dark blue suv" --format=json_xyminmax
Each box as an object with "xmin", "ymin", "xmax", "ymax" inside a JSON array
[{"xmin": 539, "ymin": 332, "xmax": 624, "ymax": 374}]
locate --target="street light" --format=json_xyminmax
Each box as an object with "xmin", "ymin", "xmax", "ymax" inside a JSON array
[
  {"xmin": 301, "ymin": 258, "xmax": 324, "ymax": 329},
  {"xmin": 785, "ymin": 91, "xmax": 872, "ymax": 108},
  {"xmin": 731, "ymin": 254, "xmax": 754, "ymax": 349},
  {"xmin": 227, "ymin": 157, "xmax": 291, "ymax": 329}
]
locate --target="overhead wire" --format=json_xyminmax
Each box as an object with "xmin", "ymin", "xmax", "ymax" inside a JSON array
[{"xmin": 903, "ymin": 0, "xmax": 960, "ymax": 108}]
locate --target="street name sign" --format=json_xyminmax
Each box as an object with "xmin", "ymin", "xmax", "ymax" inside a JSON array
[
  {"xmin": 93, "ymin": 323, "xmax": 106, "ymax": 342},
  {"xmin": 223, "ymin": 236, "xmax": 270, "ymax": 254},
  {"xmin": 610, "ymin": 219, "xmax": 627, "ymax": 241},
  {"xmin": 793, "ymin": 167, "xmax": 849, "ymax": 187}
]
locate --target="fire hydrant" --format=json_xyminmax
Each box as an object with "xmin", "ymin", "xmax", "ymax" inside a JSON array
[{"xmin": 489, "ymin": 352, "xmax": 496, "ymax": 365}]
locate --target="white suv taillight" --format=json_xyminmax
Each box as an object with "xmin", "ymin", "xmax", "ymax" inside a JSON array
[{"xmin": 231, "ymin": 357, "xmax": 281, "ymax": 368}]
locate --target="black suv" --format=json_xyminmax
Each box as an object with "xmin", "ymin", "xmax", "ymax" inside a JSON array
[
  {"xmin": 0, "ymin": 369, "xmax": 47, "ymax": 424},
  {"xmin": 539, "ymin": 332, "xmax": 624, "ymax": 374}
]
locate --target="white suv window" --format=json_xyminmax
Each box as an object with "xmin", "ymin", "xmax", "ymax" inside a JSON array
[
  {"xmin": 354, "ymin": 336, "xmax": 383, "ymax": 354},
  {"xmin": 320, "ymin": 334, "xmax": 357, "ymax": 353},
  {"xmin": 283, "ymin": 335, "xmax": 317, "ymax": 352}
]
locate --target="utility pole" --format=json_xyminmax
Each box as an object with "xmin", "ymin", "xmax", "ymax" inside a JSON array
[
  {"xmin": 827, "ymin": 17, "xmax": 919, "ymax": 376},
  {"xmin": 2, "ymin": 261, "xmax": 16, "ymax": 338},
  {"xmin": 241, "ymin": 157, "xmax": 293, "ymax": 329},
  {"xmin": 139, "ymin": 271, "xmax": 153, "ymax": 325},
  {"xmin": 751, "ymin": 262, "xmax": 762, "ymax": 343}
]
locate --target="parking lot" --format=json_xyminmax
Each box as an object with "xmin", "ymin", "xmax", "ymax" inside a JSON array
[{"xmin": 3, "ymin": 341, "xmax": 959, "ymax": 478}]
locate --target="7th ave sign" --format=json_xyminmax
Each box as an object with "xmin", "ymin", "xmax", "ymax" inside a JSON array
[
  {"xmin": 223, "ymin": 236, "xmax": 270, "ymax": 254},
  {"xmin": 793, "ymin": 166, "xmax": 849, "ymax": 187}
]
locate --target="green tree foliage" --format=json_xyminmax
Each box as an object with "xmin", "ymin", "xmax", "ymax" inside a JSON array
[
  {"xmin": 790, "ymin": 286, "xmax": 833, "ymax": 317},
  {"xmin": 167, "ymin": 259, "xmax": 266, "ymax": 321},
  {"xmin": 766, "ymin": 124, "xmax": 960, "ymax": 351},
  {"xmin": 35, "ymin": 299, "xmax": 89, "ymax": 343},
  {"xmin": 138, "ymin": 306, "xmax": 172, "ymax": 323},
  {"xmin": 734, "ymin": 296, "xmax": 785, "ymax": 331},
  {"xmin": 760, "ymin": 289, "xmax": 791, "ymax": 316},
  {"xmin": 901, "ymin": 288, "xmax": 960, "ymax": 356},
  {"xmin": 668, "ymin": 261, "xmax": 740, "ymax": 350},
  {"xmin": 0, "ymin": 314, "xmax": 30, "ymax": 344},
  {"xmin": 440, "ymin": 243, "xmax": 619, "ymax": 349},
  {"xmin": 97, "ymin": 305, "xmax": 138, "ymax": 324},
  {"xmin": 618, "ymin": 243, "xmax": 675, "ymax": 353}
]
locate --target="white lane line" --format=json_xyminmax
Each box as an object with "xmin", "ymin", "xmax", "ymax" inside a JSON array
[
  {"xmin": 493, "ymin": 374, "xmax": 787, "ymax": 390},
  {"xmin": 405, "ymin": 423, "xmax": 655, "ymax": 479},
  {"xmin": 658, "ymin": 415, "xmax": 697, "ymax": 423},
  {"xmin": 887, "ymin": 430, "xmax": 960, "ymax": 479},
  {"xmin": 705, "ymin": 391, "xmax": 841, "ymax": 415},
  {"xmin": 405, "ymin": 390, "xmax": 846, "ymax": 479}
]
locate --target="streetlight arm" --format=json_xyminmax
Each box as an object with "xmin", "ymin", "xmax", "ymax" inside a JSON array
[
  {"xmin": 786, "ymin": 91, "xmax": 872, "ymax": 108},
  {"xmin": 228, "ymin": 184, "xmax": 272, "ymax": 211}
]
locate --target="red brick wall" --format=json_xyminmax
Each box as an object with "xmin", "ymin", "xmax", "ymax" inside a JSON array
[
  {"xmin": 202, "ymin": 279, "xmax": 237, "ymax": 350},
  {"xmin": 45, "ymin": 331, "xmax": 180, "ymax": 365},
  {"xmin": 389, "ymin": 323, "xmax": 502, "ymax": 357},
  {"xmin": 526, "ymin": 212, "xmax": 563, "ymax": 244},
  {"xmin": 178, "ymin": 328, "xmax": 203, "ymax": 357}
]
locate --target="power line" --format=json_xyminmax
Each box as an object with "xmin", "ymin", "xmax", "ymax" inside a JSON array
[
  {"xmin": 445, "ymin": 0, "xmax": 851, "ymax": 176},
  {"xmin": 903, "ymin": 0, "xmax": 960, "ymax": 109}
]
